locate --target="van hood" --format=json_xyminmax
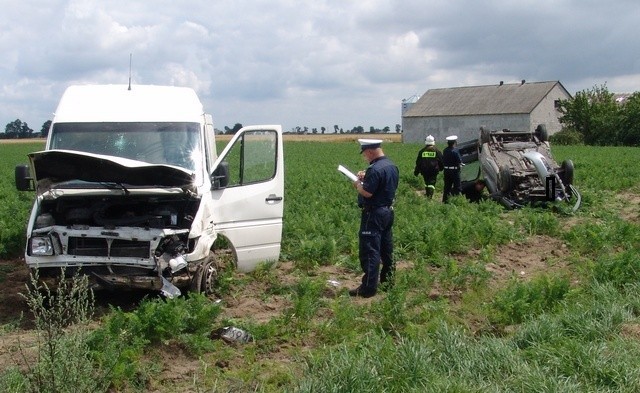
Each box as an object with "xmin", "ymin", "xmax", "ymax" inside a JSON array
[{"xmin": 28, "ymin": 150, "xmax": 195, "ymax": 189}]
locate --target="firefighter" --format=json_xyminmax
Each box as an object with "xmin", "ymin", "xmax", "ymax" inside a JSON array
[{"xmin": 413, "ymin": 135, "xmax": 443, "ymax": 199}]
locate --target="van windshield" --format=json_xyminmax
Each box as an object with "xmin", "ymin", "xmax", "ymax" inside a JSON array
[{"xmin": 49, "ymin": 122, "xmax": 202, "ymax": 171}]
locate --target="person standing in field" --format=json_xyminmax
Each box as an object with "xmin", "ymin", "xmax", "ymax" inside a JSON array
[
  {"xmin": 414, "ymin": 135, "xmax": 443, "ymax": 199},
  {"xmin": 350, "ymin": 139, "xmax": 399, "ymax": 298},
  {"xmin": 442, "ymin": 135, "xmax": 463, "ymax": 203}
]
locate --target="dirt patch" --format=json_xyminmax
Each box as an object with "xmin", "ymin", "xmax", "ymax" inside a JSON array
[
  {"xmin": 483, "ymin": 235, "xmax": 573, "ymax": 283},
  {"xmin": 0, "ymin": 258, "xmax": 31, "ymax": 327},
  {"xmin": 615, "ymin": 191, "xmax": 640, "ymax": 223}
]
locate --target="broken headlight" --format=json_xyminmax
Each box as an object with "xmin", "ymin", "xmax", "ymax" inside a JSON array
[{"xmin": 30, "ymin": 236, "xmax": 54, "ymax": 256}]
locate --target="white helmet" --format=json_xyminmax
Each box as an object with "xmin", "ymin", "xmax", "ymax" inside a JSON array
[{"xmin": 424, "ymin": 135, "xmax": 435, "ymax": 145}]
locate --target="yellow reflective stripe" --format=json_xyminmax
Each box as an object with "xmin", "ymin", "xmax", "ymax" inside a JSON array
[{"xmin": 421, "ymin": 151, "xmax": 436, "ymax": 158}]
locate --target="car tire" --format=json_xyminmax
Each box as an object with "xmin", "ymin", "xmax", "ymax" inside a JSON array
[
  {"xmin": 499, "ymin": 166, "xmax": 513, "ymax": 193},
  {"xmin": 535, "ymin": 124, "xmax": 548, "ymax": 142},
  {"xmin": 560, "ymin": 159, "xmax": 574, "ymax": 186},
  {"xmin": 480, "ymin": 126, "xmax": 491, "ymax": 145}
]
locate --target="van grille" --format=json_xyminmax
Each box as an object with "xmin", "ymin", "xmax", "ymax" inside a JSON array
[{"xmin": 68, "ymin": 237, "xmax": 150, "ymax": 258}]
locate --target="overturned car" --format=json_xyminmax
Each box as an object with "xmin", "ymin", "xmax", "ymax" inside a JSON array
[{"xmin": 461, "ymin": 124, "xmax": 580, "ymax": 210}]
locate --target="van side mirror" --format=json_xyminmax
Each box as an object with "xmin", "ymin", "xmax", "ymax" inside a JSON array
[
  {"xmin": 211, "ymin": 161, "xmax": 229, "ymax": 189},
  {"xmin": 15, "ymin": 164, "xmax": 34, "ymax": 191}
]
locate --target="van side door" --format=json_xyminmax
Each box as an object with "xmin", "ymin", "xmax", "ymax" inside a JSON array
[{"xmin": 210, "ymin": 125, "xmax": 284, "ymax": 271}]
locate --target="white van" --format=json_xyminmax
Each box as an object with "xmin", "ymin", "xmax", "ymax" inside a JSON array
[{"xmin": 15, "ymin": 84, "xmax": 284, "ymax": 296}]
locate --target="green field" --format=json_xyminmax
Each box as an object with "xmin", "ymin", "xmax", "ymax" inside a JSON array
[{"xmin": 1, "ymin": 139, "xmax": 640, "ymax": 392}]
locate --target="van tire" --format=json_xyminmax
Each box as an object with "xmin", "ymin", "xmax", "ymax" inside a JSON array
[{"xmin": 190, "ymin": 256, "xmax": 220, "ymax": 295}]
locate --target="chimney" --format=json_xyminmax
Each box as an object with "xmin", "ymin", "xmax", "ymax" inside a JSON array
[{"xmin": 521, "ymin": 79, "xmax": 526, "ymax": 85}]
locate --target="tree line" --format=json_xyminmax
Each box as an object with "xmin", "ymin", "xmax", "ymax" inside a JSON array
[{"xmin": 0, "ymin": 119, "xmax": 51, "ymax": 139}]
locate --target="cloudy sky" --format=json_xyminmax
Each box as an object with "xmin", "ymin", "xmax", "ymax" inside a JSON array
[{"xmin": 1, "ymin": 0, "xmax": 639, "ymax": 133}]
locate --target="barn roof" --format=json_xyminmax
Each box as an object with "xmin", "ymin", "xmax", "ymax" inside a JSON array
[{"xmin": 403, "ymin": 81, "xmax": 570, "ymax": 117}]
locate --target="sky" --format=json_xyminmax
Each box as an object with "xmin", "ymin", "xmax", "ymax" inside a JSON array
[{"xmin": 1, "ymin": 0, "xmax": 639, "ymax": 133}]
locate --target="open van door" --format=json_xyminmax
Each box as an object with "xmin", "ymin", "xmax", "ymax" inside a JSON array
[{"xmin": 210, "ymin": 125, "xmax": 284, "ymax": 271}]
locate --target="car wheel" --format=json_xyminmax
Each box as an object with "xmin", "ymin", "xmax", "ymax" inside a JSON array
[
  {"xmin": 535, "ymin": 124, "xmax": 548, "ymax": 142},
  {"xmin": 480, "ymin": 126, "xmax": 491, "ymax": 145},
  {"xmin": 560, "ymin": 159, "xmax": 574, "ymax": 186},
  {"xmin": 499, "ymin": 166, "xmax": 513, "ymax": 193}
]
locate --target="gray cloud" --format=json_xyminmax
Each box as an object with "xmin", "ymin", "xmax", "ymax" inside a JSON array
[{"xmin": 1, "ymin": 0, "xmax": 639, "ymax": 132}]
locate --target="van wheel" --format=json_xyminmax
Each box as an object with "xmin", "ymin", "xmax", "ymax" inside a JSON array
[
  {"xmin": 499, "ymin": 166, "xmax": 513, "ymax": 193},
  {"xmin": 200, "ymin": 257, "xmax": 219, "ymax": 296},
  {"xmin": 190, "ymin": 256, "xmax": 219, "ymax": 295},
  {"xmin": 190, "ymin": 263, "xmax": 205, "ymax": 293}
]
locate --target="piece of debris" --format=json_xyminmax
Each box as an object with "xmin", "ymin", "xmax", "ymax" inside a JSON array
[
  {"xmin": 211, "ymin": 326, "xmax": 254, "ymax": 344},
  {"xmin": 160, "ymin": 277, "xmax": 181, "ymax": 299}
]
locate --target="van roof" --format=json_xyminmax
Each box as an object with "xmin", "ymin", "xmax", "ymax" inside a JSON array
[{"xmin": 53, "ymin": 84, "xmax": 205, "ymax": 123}]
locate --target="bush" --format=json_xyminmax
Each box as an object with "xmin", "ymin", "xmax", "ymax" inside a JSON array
[{"xmin": 550, "ymin": 129, "xmax": 584, "ymax": 145}]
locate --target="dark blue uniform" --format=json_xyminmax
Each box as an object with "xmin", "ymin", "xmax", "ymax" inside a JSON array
[
  {"xmin": 357, "ymin": 156, "xmax": 399, "ymax": 295},
  {"xmin": 442, "ymin": 145, "xmax": 462, "ymax": 202}
]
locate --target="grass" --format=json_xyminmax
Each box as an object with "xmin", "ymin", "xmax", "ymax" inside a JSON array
[{"xmin": 0, "ymin": 139, "xmax": 639, "ymax": 392}]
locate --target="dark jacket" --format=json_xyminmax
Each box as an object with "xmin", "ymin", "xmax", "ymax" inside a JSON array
[{"xmin": 414, "ymin": 145, "xmax": 443, "ymax": 176}]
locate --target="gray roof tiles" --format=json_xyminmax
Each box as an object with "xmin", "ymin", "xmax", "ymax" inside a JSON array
[{"xmin": 404, "ymin": 81, "xmax": 567, "ymax": 117}]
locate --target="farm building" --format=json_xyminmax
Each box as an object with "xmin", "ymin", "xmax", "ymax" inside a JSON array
[{"xmin": 401, "ymin": 80, "xmax": 572, "ymax": 144}]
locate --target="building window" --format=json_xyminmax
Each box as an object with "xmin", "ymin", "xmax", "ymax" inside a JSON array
[{"xmin": 554, "ymin": 100, "xmax": 561, "ymax": 110}]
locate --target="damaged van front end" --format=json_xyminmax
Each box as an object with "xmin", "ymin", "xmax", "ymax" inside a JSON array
[{"xmin": 18, "ymin": 150, "xmax": 210, "ymax": 297}]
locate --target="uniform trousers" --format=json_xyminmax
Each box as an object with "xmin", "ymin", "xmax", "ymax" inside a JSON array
[
  {"xmin": 359, "ymin": 206, "xmax": 394, "ymax": 292},
  {"xmin": 442, "ymin": 169, "xmax": 461, "ymax": 203}
]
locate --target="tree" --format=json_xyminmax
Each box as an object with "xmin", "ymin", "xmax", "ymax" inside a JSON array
[
  {"xmin": 5, "ymin": 119, "xmax": 24, "ymax": 139},
  {"xmin": 41, "ymin": 120, "xmax": 52, "ymax": 138},
  {"xmin": 321, "ymin": 127, "xmax": 326, "ymax": 134},
  {"xmin": 395, "ymin": 124, "xmax": 401, "ymax": 133},
  {"xmin": 558, "ymin": 84, "xmax": 622, "ymax": 145},
  {"xmin": 224, "ymin": 123, "xmax": 243, "ymax": 135},
  {"xmin": 620, "ymin": 92, "xmax": 640, "ymax": 146},
  {"xmin": 4, "ymin": 119, "xmax": 34, "ymax": 139}
]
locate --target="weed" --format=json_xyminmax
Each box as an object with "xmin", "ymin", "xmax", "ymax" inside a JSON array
[
  {"xmin": 489, "ymin": 274, "xmax": 570, "ymax": 325},
  {"xmin": 15, "ymin": 269, "xmax": 112, "ymax": 393}
]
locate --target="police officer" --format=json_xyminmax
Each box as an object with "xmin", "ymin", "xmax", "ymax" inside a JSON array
[
  {"xmin": 414, "ymin": 135, "xmax": 443, "ymax": 199},
  {"xmin": 442, "ymin": 135, "xmax": 463, "ymax": 203},
  {"xmin": 350, "ymin": 139, "xmax": 399, "ymax": 298}
]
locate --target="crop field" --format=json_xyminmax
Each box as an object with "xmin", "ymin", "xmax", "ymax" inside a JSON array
[{"xmin": 0, "ymin": 137, "xmax": 639, "ymax": 392}]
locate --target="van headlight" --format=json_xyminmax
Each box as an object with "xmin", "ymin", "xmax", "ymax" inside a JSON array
[{"xmin": 30, "ymin": 236, "xmax": 54, "ymax": 256}]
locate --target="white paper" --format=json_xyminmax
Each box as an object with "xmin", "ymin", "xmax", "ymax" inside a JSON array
[{"xmin": 337, "ymin": 164, "xmax": 358, "ymax": 182}]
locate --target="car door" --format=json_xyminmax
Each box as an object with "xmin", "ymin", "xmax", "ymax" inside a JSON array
[{"xmin": 210, "ymin": 125, "xmax": 284, "ymax": 272}]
